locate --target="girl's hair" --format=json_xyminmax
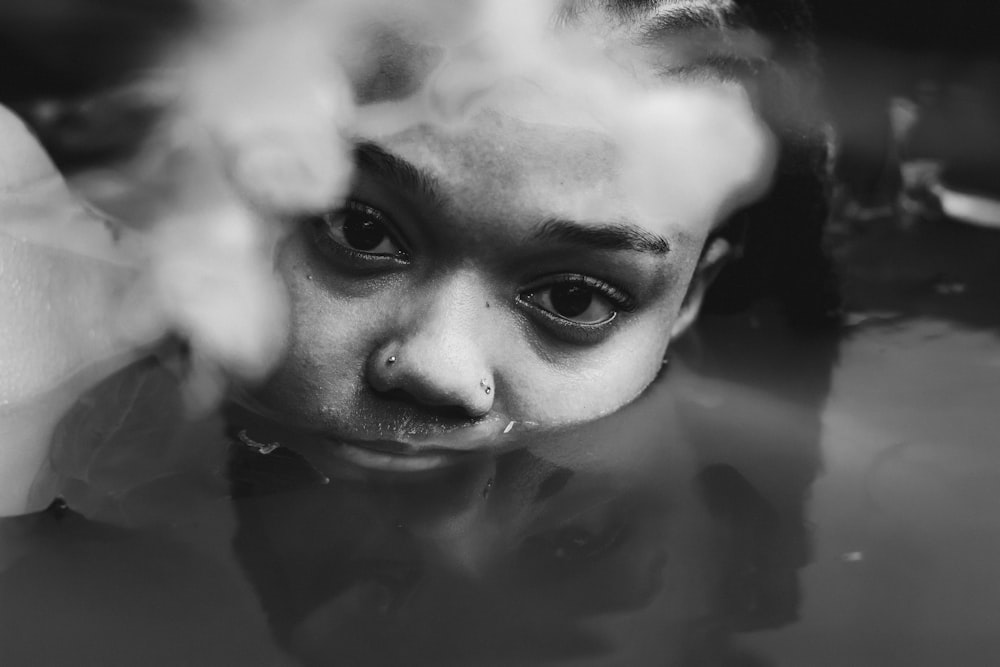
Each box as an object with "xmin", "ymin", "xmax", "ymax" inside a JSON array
[{"xmin": 601, "ymin": 0, "xmax": 842, "ymax": 332}]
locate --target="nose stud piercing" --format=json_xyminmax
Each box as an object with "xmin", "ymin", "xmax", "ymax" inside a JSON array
[{"xmin": 387, "ymin": 355, "xmax": 397, "ymax": 365}]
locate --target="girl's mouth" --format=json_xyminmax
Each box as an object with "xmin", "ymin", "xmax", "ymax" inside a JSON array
[
  {"xmin": 327, "ymin": 438, "xmax": 478, "ymax": 473},
  {"xmin": 227, "ymin": 399, "xmax": 525, "ymax": 473}
]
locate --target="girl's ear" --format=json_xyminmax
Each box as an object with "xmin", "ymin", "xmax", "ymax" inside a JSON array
[{"xmin": 670, "ymin": 236, "xmax": 732, "ymax": 341}]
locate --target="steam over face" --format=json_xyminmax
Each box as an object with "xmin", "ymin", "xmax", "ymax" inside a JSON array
[
  {"xmin": 232, "ymin": 2, "xmax": 776, "ymax": 439},
  {"xmin": 8, "ymin": 0, "xmax": 776, "ymax": 418},
  {"xmin": 0, "ymin": 0, "xmax": 783, "ymax": 513}
]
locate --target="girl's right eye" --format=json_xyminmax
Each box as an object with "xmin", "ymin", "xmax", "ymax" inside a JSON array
[{"xmin": 309, "ymin": 201, "xmax": 410, "ymax": 263}]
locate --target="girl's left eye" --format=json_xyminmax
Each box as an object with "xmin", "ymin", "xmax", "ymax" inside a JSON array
[
  {"xmin": 521, "ymin": 277, "xmax": 633, "ymax": 327},
  {"xmin": 312, "ymin": 202, "xmax": 409, "ymax": 260}
]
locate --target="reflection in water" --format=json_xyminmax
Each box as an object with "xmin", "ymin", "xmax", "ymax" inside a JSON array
[
  {"xmin": 0, "ymin": 306, "xmax": 835, "ymax": 666},
  {"xmin": 227, "ymin": 390, "xmax": 707, "ymax": 666}
]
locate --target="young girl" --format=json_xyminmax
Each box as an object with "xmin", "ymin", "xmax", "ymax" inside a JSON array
[
  {"xmin": 0, "ymin": 1, "xmax": 840, "ymax": 664},
  {"xmin": 2, "ymin": 0, "xmax": 834, "ymax": 503}
]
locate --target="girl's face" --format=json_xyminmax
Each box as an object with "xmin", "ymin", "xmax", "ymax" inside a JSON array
[{"xmin": 250, "ymin": 97, "xmax": 761, "ymax": 470}]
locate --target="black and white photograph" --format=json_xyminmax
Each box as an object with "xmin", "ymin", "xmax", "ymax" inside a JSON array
[{"xmin": 0, "ymin": 1, "xmax": 997, "ymax": 665}]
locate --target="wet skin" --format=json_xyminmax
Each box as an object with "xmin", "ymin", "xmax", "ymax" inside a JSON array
[{"xmin": 248, "ymin": 97, "xmax": 762, "ymax": 467}]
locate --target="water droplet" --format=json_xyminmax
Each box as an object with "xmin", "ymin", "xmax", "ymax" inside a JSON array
[{"xmin": 237, "ymin": 429, "xmax": 281, "ymax": 455}]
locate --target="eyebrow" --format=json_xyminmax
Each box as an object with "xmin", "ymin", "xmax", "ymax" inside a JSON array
[
  {"xmin": 353, "ymin": 140, "xmax": 445, "ymax": 205},
  {"xmin": 642, "ymin": 2, "xmax": 733, "ymax": 32},
  {"xmin": 636, "ymin": 2, "xmax": 767, "ymax": 81},
  {"xmin": 352, "ymin": 141, "xmax": 671, "ymax": 256},
  {"xmin": 534, "ymin": 218, "xmax": 671, "ymax": 255}
]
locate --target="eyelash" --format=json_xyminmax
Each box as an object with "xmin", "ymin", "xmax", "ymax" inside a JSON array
[
  {"xmin": 517, "ymin": 274, "xmax": 637, "ymax": 338},
  {"xmin": 526, "ymin": 274, "xmax": 636, "ymax": 311}
]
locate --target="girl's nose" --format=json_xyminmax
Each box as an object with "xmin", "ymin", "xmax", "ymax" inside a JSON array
[{"xmin": 366, "ymin": 277, "xmax": 496, "ymax": 419}]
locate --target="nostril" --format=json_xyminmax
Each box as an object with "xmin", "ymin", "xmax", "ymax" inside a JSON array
[
  {"xmin": 366, "ymin": 339, "xmax": 495, "ymax": 420},
  {"xmin": 375, "ymin": 387, "xmax": 481, "ymax": 421}
]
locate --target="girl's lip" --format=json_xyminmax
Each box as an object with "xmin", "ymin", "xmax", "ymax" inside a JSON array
[
  {"xmin": 327, "ymin": 438, "xmax": 477, "ymax": 472},
  {"xmin": 228, "ymin": 400, "xmax": 531, "ymax": 472},
  {"xmin": 316, "ymin": 415, "xmax": 540, "ymax": 473}
]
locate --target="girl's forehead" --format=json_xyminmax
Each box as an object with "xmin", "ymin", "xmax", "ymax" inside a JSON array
[
  {"xmin": 358, "ymin": 75, "xmax": 771, "ymax": 240},
  {"xmin": 372, "ymin": 116, "xmax": 652, "ymax": 231},
  {"xmin": 388, "ymin": 113, "xmax": 620, "ymax": 187}
]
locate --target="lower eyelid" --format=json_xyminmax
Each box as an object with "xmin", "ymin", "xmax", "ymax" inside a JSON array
[
  {"xmin": 516, "ymin": 295, "xmax": 620, "ymax": 344},
  {"xmin": 532, "ymin": 290, "xmax": 616, "ymax": 324}
]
